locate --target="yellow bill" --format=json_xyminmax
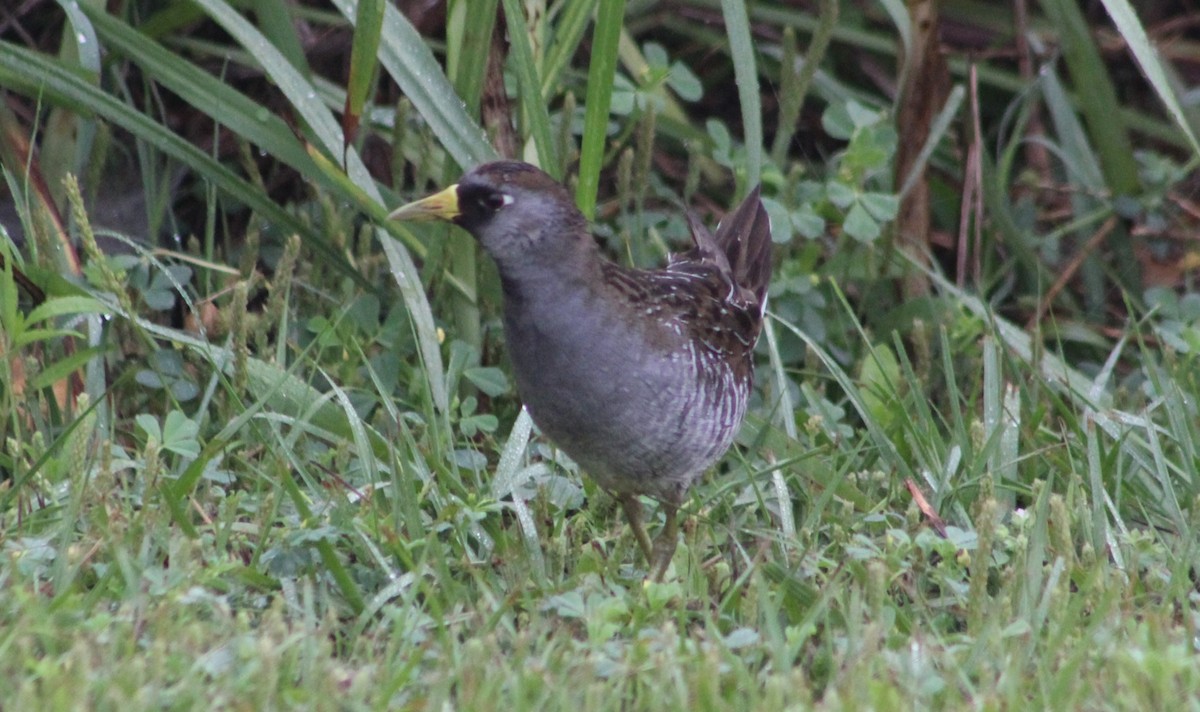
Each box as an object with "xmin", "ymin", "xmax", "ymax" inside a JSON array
[{"xmin": 387, "ymin": 184, "xmax": 461, "ymax": 222}]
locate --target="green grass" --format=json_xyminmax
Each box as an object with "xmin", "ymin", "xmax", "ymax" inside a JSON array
[{"xmin": 3, "ymin": 1, "xmax": 1200, "ymax": 709}]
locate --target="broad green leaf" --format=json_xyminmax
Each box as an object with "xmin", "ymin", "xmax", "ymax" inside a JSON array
[
  {"xmin": 843, "ymin": 202, "xmax": 880, "ymax": 243},
  {"xmin": 161, "ymin": 411, "xmax": 201, "ymax": 458},
  {"xmin": 29, "ymin": 345, "xmax": 107, "ymax": 391},
  {"xmin": 464, "ymin": 366, "xmax": 510, "ymax": 398},
  {"xmin": 860, "ymin": 192, "xmax": 899, "ymax": 221},
  {"xmin": 26, "ymin": 295, "xmax": 108, "ymax": 325}
]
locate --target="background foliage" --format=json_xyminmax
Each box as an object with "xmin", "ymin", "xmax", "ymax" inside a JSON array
[{"xmin": 2, "ymin": 0, "xmax": 1200, "ymax": 708}]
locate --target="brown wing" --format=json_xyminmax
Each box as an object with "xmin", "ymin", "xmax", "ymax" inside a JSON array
[
  {"xmin": 601, "ymin": 186, "xmax": 772, "ymax": 363},
  {"xmin": 600, "ymin": 266, "xmax": 760, "ymax": 364}
]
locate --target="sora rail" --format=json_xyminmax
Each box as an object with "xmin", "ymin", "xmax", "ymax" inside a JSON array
[{"xmin": 390, "ymin": 161, "xmax": 771, "ymax": 580}]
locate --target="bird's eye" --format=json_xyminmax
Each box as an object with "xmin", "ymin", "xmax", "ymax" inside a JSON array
[{"xmin": 480, "ymin": 192, "xmax": 513, "ymax": 212}]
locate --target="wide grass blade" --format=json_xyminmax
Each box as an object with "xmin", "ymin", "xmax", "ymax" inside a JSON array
[
  {"xmin": 540, "ymin": 0, "xmax": 599, "ymax": 100},
  {"xmin": 446, "ymin": 0, "xmax": 499, "ymax": 121},
  {"xmin": 195, "ymin": 0, "xmax": 449, "ymax": 415},
  {"xmin": 720, "ymin": 0, "xmax": 761, "ymax": 186},
  {"xmin": 332, "ymin": 0, "xmax": 497, "ymax": 169},
  {"xmin": 491, "ymin": 408, "xmax": 546, "ymax": 581},
  {"xmin": 575, "ymin": 0, "xmax": 626, "ymax": 219},
  {"xmin": 342, "ymin": 0, "xmax": 384, "ymax": 146},
  {"xmin": 1098, "ymin": 0, "xmax": 1200, "ymax": 158},
  {"xmin": 499, "ymin": 0, "xmax": 558, "ymax": 173},
  {"xmin": 0, "ymin": 40, "xmax": 363, "ymax": 287},
  {"xmin": 77, "ymin": 9, "xmax": 321, "ymax": 185}
]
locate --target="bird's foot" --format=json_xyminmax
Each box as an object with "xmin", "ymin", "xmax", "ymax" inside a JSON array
[
  {"xmin": 619, "ymin": 495, "xmax": 655, "ymax": 563},
  {"xmin": 648, "ymin": 505, "xmax": 679, "ymax": 582}
]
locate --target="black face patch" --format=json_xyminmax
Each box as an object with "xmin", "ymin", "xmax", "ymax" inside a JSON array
[{"xmin": 455, "ymin": 183, "xmax": 509, "ymax": 231}]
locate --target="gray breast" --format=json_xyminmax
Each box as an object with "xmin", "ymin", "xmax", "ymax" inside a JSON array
[{"xmin": 514, "ymin": 326, "xmax": 749, "ymax": 505}]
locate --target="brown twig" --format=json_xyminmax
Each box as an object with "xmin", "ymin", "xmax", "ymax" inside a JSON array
[
  {"xmin": 1026, "ymin": 216, "xmax": 1118, "ymax": 330},
  {"xmin": 905, "ymin": 478, "xmax": 948, "ymax": 538},
  {"xmin": 957, "ymin": 63, "xmax": 983, "ymax": 288}
]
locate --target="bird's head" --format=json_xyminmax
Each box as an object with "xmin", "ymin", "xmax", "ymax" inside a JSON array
[{"xmin": 389, "ymin": 161, "xmax": 590, "ymax": 271}]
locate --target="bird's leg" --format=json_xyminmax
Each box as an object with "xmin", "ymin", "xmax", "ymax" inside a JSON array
[
  {"xmin": 649, "ymin": 503, "xmax": 679, "ymax": 582},
  {"xmin": 619, "ymin": 494, "xmax": 655, "ymax": 563}
]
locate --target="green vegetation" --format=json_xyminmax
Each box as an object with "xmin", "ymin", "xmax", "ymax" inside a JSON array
[{"xmin": 2, "ymin": 1, "xmax": 1199, "ymax": 708}]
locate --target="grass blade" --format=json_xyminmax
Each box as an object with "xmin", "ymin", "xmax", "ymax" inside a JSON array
[
  {"xmin": 1098, "ymin": 0, "xmax": 1200, "ymax": 158},
  {"xmin": 720, "ymin": 0, "xmax": 761, "ymax": 186},
  {"xmin": 446, "ymin": 0, "xmax": 499, "ymax": 120},
  {"xmin": 0, "ymin": 39, "xmax": 363, "ymax": 287},
  {"xmin": 332, "ymin": 0, "xmax": 497, "ymax": 169},
  {"xmin": 575, "ymin": 0, "xmax": 625, "ymax": 218},
  {"xmin": 499, "ymin": 0, "xmax": 558, "ymax": 173},
  {"xmin": 195, "ymin": 0, "xmax": 449, "ymax": 415},
  {"xmin": 343, "ymin": 0, "xmax": 384, "ymax": 144}
]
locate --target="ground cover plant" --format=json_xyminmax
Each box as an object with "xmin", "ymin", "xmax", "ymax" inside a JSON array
[{"xmin": 2, "ymin": 0, "xmax": 1200, "ymax": 708}]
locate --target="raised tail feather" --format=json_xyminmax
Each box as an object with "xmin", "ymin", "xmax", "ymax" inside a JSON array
[
  {"xmin": 681, "ymin": 185, "xmax": 773, "ymax": 306},
  {"xmin": 713, "ymin": 185, "xmax": 772, "ymax": 304}
]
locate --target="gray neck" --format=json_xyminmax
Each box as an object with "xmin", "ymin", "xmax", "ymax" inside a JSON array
[{"xmin": 492, "ymin": 232, "xmax": 603, "ymax": 310}]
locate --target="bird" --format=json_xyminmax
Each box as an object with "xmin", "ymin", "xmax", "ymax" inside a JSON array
[{"xmin": 389, "ymin": 161, "xmax": 771, "ymax": 580}]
